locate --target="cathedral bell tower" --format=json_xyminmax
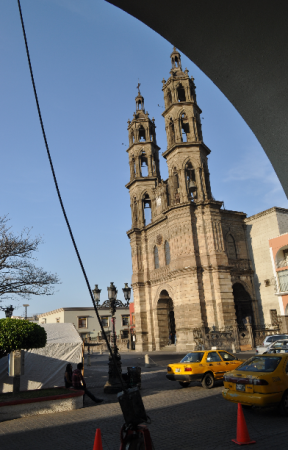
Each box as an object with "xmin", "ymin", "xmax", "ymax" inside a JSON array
[
  {"xmin": 162, "ymin": 47, "xmax": 212, "ymax": 206},
  {"xmin": 125, "ymin": 49, "xmax": 257, "ymax": 353},
  {"xmin": 126, "ymin": 84, "xmax": 161, "ymax": 229}
]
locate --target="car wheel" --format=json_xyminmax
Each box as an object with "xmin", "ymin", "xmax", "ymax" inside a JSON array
[
  {"xmin": 179, "ymin": 381, "xmax": 190, "ymax": 388},
  {"xmin": 201, "ymin": 373, "xmax": 215, "ymax": 389},
  {"xmin": 280, "ymin": 391, "xmax": 288, "ymax": 416}
]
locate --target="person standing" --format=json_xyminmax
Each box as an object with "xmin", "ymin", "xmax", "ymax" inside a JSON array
[
  {"xmin": 72, "ymin": 363, "xmax": 103, "ymax": 404},
  {"xmin": 64, "ymin": 363, "xmax": 73, "ymax": 388}
]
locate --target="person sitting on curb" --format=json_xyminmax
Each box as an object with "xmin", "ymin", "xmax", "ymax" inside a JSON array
[
  {"xmin": 72, "ymin": 362, "xmax": 103, "ymax": 404},
  {"xmin": 64, "ymin": 363, "xmax": 73, "ymax": 388}
]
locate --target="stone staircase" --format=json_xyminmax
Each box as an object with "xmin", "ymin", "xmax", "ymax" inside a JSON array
[{"xmin": 160, "ymin": 345, "xmax": 176, "ymax": 352}]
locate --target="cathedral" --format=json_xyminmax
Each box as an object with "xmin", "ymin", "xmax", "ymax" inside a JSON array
[{"xmin": 125, "ymin": 48, "xmax": 258, "ymax": 352}]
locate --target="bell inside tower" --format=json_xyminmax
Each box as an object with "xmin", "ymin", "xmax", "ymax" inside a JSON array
[
  {"xmin": 177, "ymin": 84, "xmax": 186, "ymax": 102},
  {"xmin": 140, "ymin": 152, "xmax": 148, "ymax": 177},
  {"xmin": 181, "ymin": 113, "xmax": 189, "ymax": 142},
  {"xmin": 186, "ymin": 162, "xmax": 197, "ymax": 199}
]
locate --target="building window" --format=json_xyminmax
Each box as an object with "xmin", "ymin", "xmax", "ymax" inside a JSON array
[
  {"xmin": 121, "ymin": 330, "xmax": 129, "ymax": 339},
  {"xmin": 227, "ymin": 234, "xmax": 237, "ymax": 259},
  {"xmin": 143, "ymin": 193, "xmax": 152, "ymax": 225},
  {"xmin": 185, "ymin": 162, "xmax": 197, "ymax": 199},
  {"xmin": 270, "ymin": 309, "xmax": 278, "ymax": 327},
  {"xmin": 264, "ymin": 279, "xmax": 271, "ymax": 287},
  {"xmin": 165, "ymin": 241, "xmax": 171, "ymax": 265},
  {"xmin": 41, "ymin": 318, "xmax": 46, "ymax": 324},
  {"xmin": 122, "ymin": 315, "xmax": 129, "ymax": 326},
  {"xmin": 154, "ymin": 246, "xmax": 159, "ymax": 269},
  {"xmin": 56, "ymin": 318, "xmax": 60, "ymax": 323},
  {"xmin": 78, "ymin": 317, "xmax": 87, "ymax": 328},
  {"xmin": 101, "ymin": 316, "xmax": 109, "ymax": 327},
  {"xmin": 278, "ymin": 270, "xmax": 288, "ymax": 292},
  {"xmin": 140, "ymin": 152, "xmax": 148, "ymax": 177}
]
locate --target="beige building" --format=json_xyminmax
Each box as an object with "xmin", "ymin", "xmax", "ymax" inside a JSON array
[
  {"xmin": 245, "ymin": 207, "xmax": 288, "ymax": 325},
  {"xmin": 37, "ymin": 306, "xmax": 130, "ymax": 341},
  {"xmin": 125, "ymin": 48, "xmax": 258, "ymax": 352}
]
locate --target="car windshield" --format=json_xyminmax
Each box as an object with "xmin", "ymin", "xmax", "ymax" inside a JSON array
[
  {"xmin": 181, "ymin": 352, "xmax": 204, "ymax": 363},
  {"xmin": 267, "ymin": 335, "xmax": 288, "ymax": 343},
  {"xmin": 237, "ymin": 356, "xmax": 281, "ymax": 372},
  {"xmin": 271, "ymin": 340, "xmax": 288, "ymax": 348}
]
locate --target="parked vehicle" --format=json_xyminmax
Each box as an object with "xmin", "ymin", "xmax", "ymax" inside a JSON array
[
  {"xmin": 222, "ymin": 354, "xmax": 288, "ymax": 414},
  {"xmin": 166, "ymin": 350, "xmax": 243, "ymax": 389},
  {"xmin": 256, "ymin": 334, "xmax": 288, "ymax": 354},
  {"xmin": 263, "ymin": 340, "xmax": 288, "ymax": 354}
]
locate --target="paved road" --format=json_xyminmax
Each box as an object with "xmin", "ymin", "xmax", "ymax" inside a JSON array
[{"xmin": 0, "ymin": 351, "xmax": 287, "ymax": 450}]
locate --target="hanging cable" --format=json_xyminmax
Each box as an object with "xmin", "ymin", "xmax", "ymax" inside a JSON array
[{"xmin": 17, "ymin": 0, "xmax": 125, "ymax": 390}]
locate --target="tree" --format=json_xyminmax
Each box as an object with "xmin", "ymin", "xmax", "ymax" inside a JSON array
[
  {"xmin": 0, "ymin": 216, "xmax": 60, "ymax": 304},
  {"xmin": 0, "ymin": 318, "xmax": 47, "ymax": 359}
]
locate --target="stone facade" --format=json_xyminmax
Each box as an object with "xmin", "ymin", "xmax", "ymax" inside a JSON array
[
  {"xmin": 126, "ymin": 48, "xmax": 257, "ymax": 352},
  {"xmin": 245, "ymin": 207, "xmax": 288, "ymax": 324}
]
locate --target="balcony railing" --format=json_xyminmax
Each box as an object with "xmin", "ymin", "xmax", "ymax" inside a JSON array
[
  {"xmin": 277, "ymin": 281, "xmax": 288, "ymax": 293},
  {"xmin": 276, "ymin": 258, "xmax": 288, "ymax": 269}
]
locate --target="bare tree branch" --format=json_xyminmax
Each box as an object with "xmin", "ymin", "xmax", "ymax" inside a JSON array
[{"xmin": 0, "ymin": 216, "xmax": 60, "ymax": 302}]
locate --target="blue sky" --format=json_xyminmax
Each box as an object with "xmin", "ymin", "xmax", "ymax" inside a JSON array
[{"xmin": 0, "ymin": 0, "xmax": 287, "ymax": 318}]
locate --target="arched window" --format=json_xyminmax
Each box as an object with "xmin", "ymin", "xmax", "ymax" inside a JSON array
[
  {"xmin": 131, "ymin": 157, "xmax": 136, "ymax": 178},
  {"xmin": 143, "ymin": 194, "xmax": 151, "ymax": 226},
  {"xmin": 177, "ymin": 83, "xmax": 186, "ymax": 102},
  {"xmin": 154, "ymin": 246, "xmax": 159, "ymax": 269},
  {"xmin": 140, "ymin": 152, "xmax": 148, "ymax": 177},
  {"xmin": 169, "ymin": 118, "xmax": 175, "ymax": 145},
  {"xmin": 204, "ymin": 163, "xmax": 211, "ymax": 197},
  {"xmin": 164, "ymin": 241, "xmax": 171, "ymax": 265},
  {"xmin": 130, "ymin": 131, "xmax": 135, "ymax": 146},
  {"xmin": 166, "ymin": 89, "xmax": 172, "ymax": 107},
  {"xmin": 133, "ymin": 197, "xmax": 138, "ymax": 225},
  {"xmin": 139, "ymin": 126, "xmax": 146, "ymax": 142},
  {"xmin": 185, "ymin": 162, "xmax": 197, "ymax": 199},
  {"xmin": 173, "ymin": 169, "xmax": 180, "ymax": 204},
  {"xmin": 227, "ymin": 234, "xmax": 237, "ymax": 259},
  {"xmin": 181, "ymin": 113, "xmax": 189, "ymax": 142}
]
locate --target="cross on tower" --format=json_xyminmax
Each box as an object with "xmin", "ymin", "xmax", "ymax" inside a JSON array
[{"xmin": 137, "ymin": 81, "xmax": 141, "ymax": 94}]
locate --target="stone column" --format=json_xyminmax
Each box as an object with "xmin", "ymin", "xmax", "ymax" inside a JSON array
[
  {"xmin": 233, "ymin": 321, "xmax": 241, "ymax": 352},
  {"xmin": 246, "ymin": 317, "xmax": 255, "ymax": 348}
]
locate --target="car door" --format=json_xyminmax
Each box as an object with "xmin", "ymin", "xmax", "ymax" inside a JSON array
[
  {"xmin": 204, "ymin": 351, "xmax": 223, "ymax": 379},
  {"xmin": 218, "ymin": 351, "xmax": 241, "ymax": 373}
]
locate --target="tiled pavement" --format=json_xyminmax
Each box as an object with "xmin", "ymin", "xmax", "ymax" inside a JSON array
[{"xmin": 0, "ymin": 352, "xmax": 288, "ymax": 449}]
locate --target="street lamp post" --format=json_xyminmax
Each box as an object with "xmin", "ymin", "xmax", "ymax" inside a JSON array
[{"xmin": 95, "ymin": 282, "xmax": 131, "ymax": 393}]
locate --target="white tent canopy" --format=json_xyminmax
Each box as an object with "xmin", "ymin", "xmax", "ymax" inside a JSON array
[{"xmin": 0, "ymin": 323, "xmax": 83, "ymax": 393}]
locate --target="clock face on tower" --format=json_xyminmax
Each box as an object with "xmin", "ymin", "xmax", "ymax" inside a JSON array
[{"xmin": 156, "ymin": 196, "xmax": 161, "ymax": 206}]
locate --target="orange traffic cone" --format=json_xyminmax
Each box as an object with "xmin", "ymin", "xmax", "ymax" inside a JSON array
[
  {"xmin": 93, "ymin": 429, "xmax": 103, "ymax": 450},
  {"xmin": 232, "ymin": 403, "xmax": 256, "ymax": 445}
]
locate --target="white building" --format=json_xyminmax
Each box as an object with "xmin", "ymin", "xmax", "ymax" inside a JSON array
[
  {"xmin": 245, "ymin": 207, "xmax": 288, "ymax": 325},
  {"xmin": 37, "ymin": 306, "xmax": 130, "ymax": 340}
]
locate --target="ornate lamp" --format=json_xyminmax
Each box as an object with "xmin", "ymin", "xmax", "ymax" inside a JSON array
[
  {"xmin": 104, "ymin": 282, "xmax": 124, "ymax": 393},
  {"xmin": 92, "ymin": 284, "xmax": 101, "ymax": 307},
  {"xmin": 122, "ymin": 283, "xmax": 131, "ymax": 306}
]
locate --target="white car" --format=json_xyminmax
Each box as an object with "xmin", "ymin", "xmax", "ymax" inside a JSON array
[
  {"xmin": 263, "ymin": 339, "xmax": 288, "ymax": 354},
  {"xmin": 256, "ymin": 334, "xmax": 288, "ymax": 354}
]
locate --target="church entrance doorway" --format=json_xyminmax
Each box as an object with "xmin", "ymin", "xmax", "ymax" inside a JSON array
[
  {"xmin": 232, "ymin": 283, "xmax": 254, "ymax": 326},
  {"xmin": 157, "ymin": 290, "xmax": 175, "ymax": 348}
]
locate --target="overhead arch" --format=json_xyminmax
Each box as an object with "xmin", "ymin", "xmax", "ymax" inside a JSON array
[
  {"xmin": 153, "ymin": 283, "xmax": 174, "ymax": 310},
  {"xmin": 108, "ymin": 0, "xmax": 288, "ymax": 199}
]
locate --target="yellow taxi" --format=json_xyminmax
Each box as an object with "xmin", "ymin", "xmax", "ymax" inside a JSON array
[
  {"xmin": 222, "ymin": 353, "xmax": 288, "ymax": 414},
  {"xmin": 166, "ymin": 350, "xmax": 243, "ymax": 389}
]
